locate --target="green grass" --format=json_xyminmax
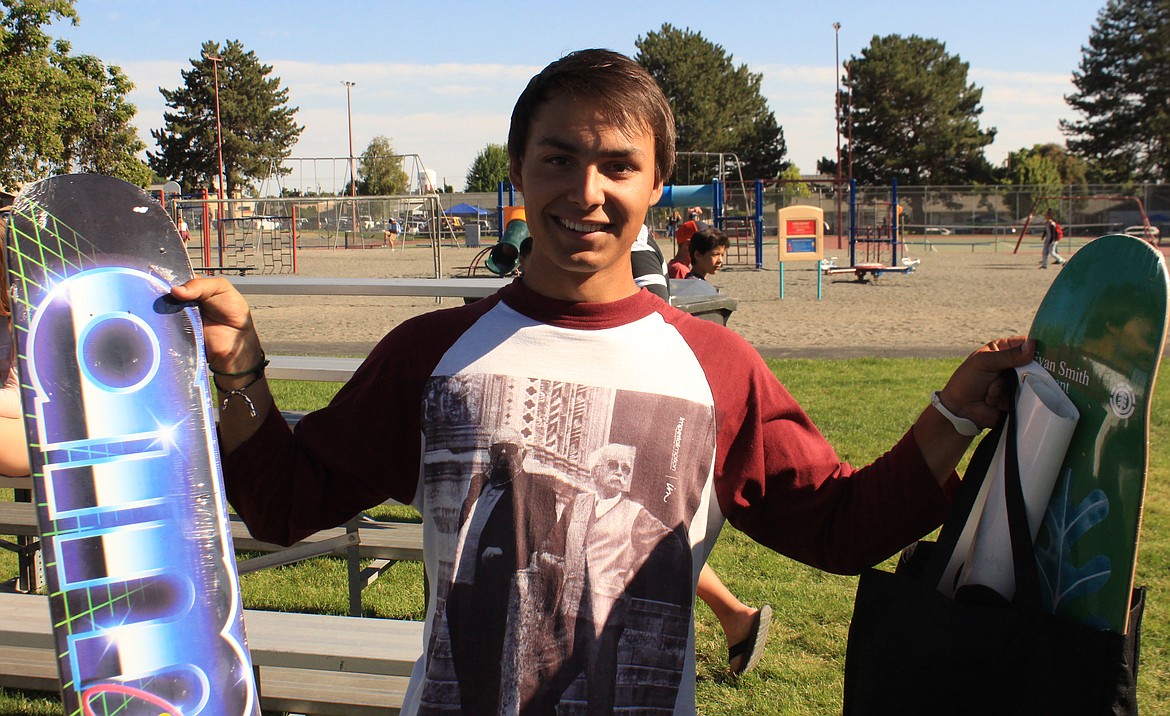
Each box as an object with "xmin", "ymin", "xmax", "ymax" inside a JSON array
[{"xmin": 2, "ymin": 359, "xmax": 1167, "ymax": 714}]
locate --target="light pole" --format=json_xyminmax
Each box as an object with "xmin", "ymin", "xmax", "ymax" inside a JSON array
[
  {"xmin": 833, "ymin": 22, "xmax": 843, "ymax": 250},
  {"xmin": 343, "ymin": 80, "xmax": 358, "ymax": 248},
  {"xmin": 206, "ymin": 53, "xmax": 227, "ymax": 255},
  {"xmin": 847, "ymin": 61, "xmax": 853, "ymax": 187}
]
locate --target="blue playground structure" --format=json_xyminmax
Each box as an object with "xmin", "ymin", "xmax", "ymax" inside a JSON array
[{"xmin": 494, "ymin": 178, "xmax": 915, "ymax": 283}]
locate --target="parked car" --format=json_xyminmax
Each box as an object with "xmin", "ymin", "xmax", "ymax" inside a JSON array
[
  {"xmin": 422, "ymin": 216, "xmax": 464, "ymax": 234},
  {"xmin": 924, "ymin": 227, "xmax": 953, "ymax": 235},
  {"xmin": 1124, "ymin": 225, "xmax": 1161, "ymax": 243}
]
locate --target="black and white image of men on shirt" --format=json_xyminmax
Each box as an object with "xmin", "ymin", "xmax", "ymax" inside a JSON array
[{"xmin": 418, "ymin": 373, "xmax": 710, "ymax": 715}]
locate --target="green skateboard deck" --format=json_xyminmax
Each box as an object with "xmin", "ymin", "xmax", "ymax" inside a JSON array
[{"xmin": 1030, "ymin": 233, "xmax": 1168, "ymax": 633}]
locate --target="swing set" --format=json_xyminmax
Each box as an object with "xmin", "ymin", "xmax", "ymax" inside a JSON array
[{"xmin": 1012, "ymin": 194, "xmax": 1156, "ymax": 253}]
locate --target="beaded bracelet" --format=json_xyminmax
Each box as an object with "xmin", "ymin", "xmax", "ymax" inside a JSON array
[
  {"xmin": 213, "ymin": 370, "xmax": 266, "ymax": 418},
  {"xmin": 209, "ymin": 350, "xmax": 270, "ymax": 379}
]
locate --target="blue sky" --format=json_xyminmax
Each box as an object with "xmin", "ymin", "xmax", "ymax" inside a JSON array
[{"xmin": 54, "ymin": 0, "xmax": 1106, "ymax": 192}]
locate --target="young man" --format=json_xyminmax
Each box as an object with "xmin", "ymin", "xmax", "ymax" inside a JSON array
[{"xmin": 175, "ymin": 49, "xmax": 1032, "ymax": 714}]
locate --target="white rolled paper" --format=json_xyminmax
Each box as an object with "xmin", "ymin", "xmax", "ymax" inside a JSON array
[{"xmin": 955, "ymin": 362, "xmax": 1080, "ymax": 600}]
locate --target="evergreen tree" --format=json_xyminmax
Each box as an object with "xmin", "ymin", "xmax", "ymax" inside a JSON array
[
  {"xmin": 357, "ymin": 135, "xmax": 409, "ymax": 195},
  {"xmin": 1062, "ymin": 0, "xmax": 1170, "ymax": 182},
  {"xmin": 465, "ymin": 143, "xmax": 509, "ymax": 192},
  {"xmin": 635, "ymin": 24, "xmax": 787, "ymax": 181},
  {"xmin": 0, "ymin": 0, "xmax": 149, "ymax": 187},
  {"xmin": 149, "ymin": 39, "xmax": 302, "ymax": 197},
  {"xmin": 841, "ymin": 34, "xmax": 995, "ymax": 187}
]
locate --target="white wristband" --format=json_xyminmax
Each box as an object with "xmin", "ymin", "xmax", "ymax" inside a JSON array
[{"xmin": 930, "ymin": 391, "xmax": 981, "ymax": 437}]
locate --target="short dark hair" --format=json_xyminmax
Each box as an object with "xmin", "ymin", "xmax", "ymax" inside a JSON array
[
  {"xmin": 507, "ymin": 49, "xmax": 676, "ymax": 183},
  {"xmin": 688, "ymin": 228, "xmax": 730, "ymax": 261}
]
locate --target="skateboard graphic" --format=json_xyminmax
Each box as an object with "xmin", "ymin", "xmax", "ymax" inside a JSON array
[
  {"xmin": 1029, "ymin": 233, "xmax": 1168, "ymax": 633},
  {"xmin": 5, "ymin": 175, "xmax": 259, "ymax": 715}
]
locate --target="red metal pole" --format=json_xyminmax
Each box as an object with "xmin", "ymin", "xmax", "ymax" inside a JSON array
[
  {"xmin": 833, "ymin": 22, "xmax": 843, "ymax": 251},
  {"xmin": 291, "ymin": 205, "xmax": 298, "ymax": 274},
  {"xmin": 207, "ymin": 53, "xmax": 228, "ymax": 261},
  {"xmin": 201, "ymin": 189, "xmax": 212, "ymax": 268}
]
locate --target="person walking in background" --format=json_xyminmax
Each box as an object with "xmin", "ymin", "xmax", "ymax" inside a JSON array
[{"xmin": 1040, "ymin": 210, "xmax": 1065, "ymax": 269}]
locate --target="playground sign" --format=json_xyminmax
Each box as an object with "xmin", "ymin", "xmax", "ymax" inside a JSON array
[
  {"xmin": 777, "ymin": 206, "xmax": 825, "ymax": 300},
  {"xmin": 777, "ymin": 206, "xmax": 824, "ymax": 262}
]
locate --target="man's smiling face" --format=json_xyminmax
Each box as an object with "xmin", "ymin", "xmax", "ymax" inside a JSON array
[{"xmin": 510, "ymin": 92, "xmax": 664, "ymax": 303}]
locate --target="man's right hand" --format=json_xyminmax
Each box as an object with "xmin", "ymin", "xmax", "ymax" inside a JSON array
[
  {"xmin": 172, "ymin": 278, "xmax": 273, "ymax": 453},
  {"xmin": 171, "ymin": 278, "xmax": 263, "ymax": 378}
]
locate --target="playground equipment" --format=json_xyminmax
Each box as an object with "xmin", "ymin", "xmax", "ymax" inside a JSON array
[
  {"xmin": 810, "ymin": 179, "xmax": 918, "ymax": 288},
  {"xmin": 169, "ymin": 194, "xmax": 298, "ymax": 275},
  {"xmin": 819, "ymin": 256, "xmax": 921, "ymax": 282},
  {"xmin": 674, "ymin": 151, "xmax": 757, "ymax": 261},
  {"xmin": 1012, "ymin": 194, "xmax": 1156, "ymax": 253},
  {"xmin": 653, "ymin": 181, "xmax": 765, "ymax": 268},
  {"xmin": 486, "ymin": 208, "xmax": 529, "ymax": 276},
  {"xmin": 489, "ymin": 175, "xmax": 923, "ymax": 289},
  {"xmin": 495, "ymin": 179, "xmax": 765, "ymax": 269}
]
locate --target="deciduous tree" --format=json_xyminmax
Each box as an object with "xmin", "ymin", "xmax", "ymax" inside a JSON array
[
  {"xmin": 1062, "ymin": 0, "xmax": 1170, "ymax": 182},
  {"xmin": 1000, "ymin": 143, "xmax": 1090, "ymax": 221},
  {"xmin": 465, "ymin": 143, "xmax": 509, "ymax": 192},
  {"xmin": 357, "ymin": 135, "xmax": 409, "ymax": 195},
  {"xmin": 57, "ymin": 54, "xmax": 151, "ymax": 186},
  {"xmin": 149, "ymin": 39, "xmax": 302, "ymax": 197},
  {"xmin": 1005, "ymin": 143, "xmax": 1087, "ymax": 187},
  {"xmin": 776, "ymin": 164, "xmax": 812, "ymax": 201},
  {"xmin": 635, "ymin": 24, "xmax": 788, "ymax": 182},
  {"xmin": 0, "ymin": 0, "xmax": 149, "ymax": 187}
]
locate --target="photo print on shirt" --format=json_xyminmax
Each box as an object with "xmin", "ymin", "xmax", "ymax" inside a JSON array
[{"xmin": 417, "ymin": 372, "xmax": 715, "ymax": 714}]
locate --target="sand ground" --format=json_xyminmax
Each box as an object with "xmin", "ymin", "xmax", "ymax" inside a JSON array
[{"xmin": 247, "ymin": 241, "xmax": 1089, "ymax": 360}]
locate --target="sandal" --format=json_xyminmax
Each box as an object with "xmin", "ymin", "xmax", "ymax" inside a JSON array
[{"xmin": 728, "ymin": 604, "xmax": 772, "ymax": 675}]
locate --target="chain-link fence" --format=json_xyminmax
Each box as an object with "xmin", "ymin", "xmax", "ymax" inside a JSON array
[
  {"xmin": 644, "ymin": 182, "xmax": 1170, "ymax": 266},
  {"xmin": 162, "ymin": 182, "xmax": 1168, "ymax": 273}
]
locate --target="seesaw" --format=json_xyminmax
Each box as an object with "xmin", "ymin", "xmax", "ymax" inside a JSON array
[{"xmin": 820, "ymin": 257, "xmax": 921, "ymax": 282}]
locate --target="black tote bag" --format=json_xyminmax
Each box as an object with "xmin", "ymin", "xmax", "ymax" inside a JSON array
[{"xmin": 842, "ymin": 392, "xmax": 1144, "ymax": 715}]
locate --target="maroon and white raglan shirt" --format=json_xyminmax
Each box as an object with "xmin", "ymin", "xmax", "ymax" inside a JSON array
[{"xmin": 224, "ymin": 279, "xmax": 954, "ymax": 715}]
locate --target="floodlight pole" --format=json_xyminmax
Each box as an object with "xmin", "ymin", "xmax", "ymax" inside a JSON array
[
  {"xmin": 343, "ymin": 80, "xmax": 358, "ymax": 249},
  {"xmin": 847, "ymin": 64, "xmax": 854, "ymax": 188},
  {"xmin": 833, "ymin": 22, "xmax": 843, "ymax": 250},
  {"xmin": 206, "ymin": 53, "xmax": 227, "ymax": 255}
]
